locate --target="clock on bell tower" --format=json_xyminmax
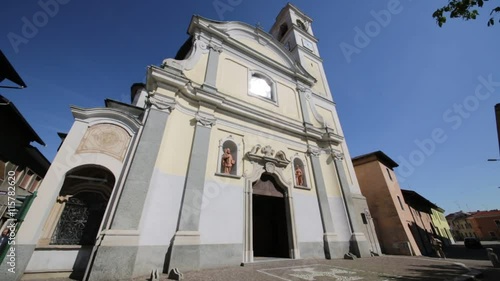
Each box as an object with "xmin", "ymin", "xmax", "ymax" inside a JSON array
[{"xmin": 270, "ymin": 3, "xmax": 333, "ymax": 101}]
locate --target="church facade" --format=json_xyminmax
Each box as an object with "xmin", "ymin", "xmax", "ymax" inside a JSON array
[{"xmin": 2, "ymin": 4, "xmax": 380, "ymax": 281}]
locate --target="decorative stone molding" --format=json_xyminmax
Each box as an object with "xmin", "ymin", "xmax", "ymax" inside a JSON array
[
  {"xmin": 306, "ymin": 146, "xmax": 321, "ymax": 158},
  {"xmin": 265, "ymin": 162, "xmax": 276, "ymax": 174},
  {"xmin": 162, "ymin": 37, "xmax": 210, "ymax": 72},
  {"xmin": 242, "ymin": 144, "xmax": 298, "ymax": 262},
  {"xmin": 261, "ymin": 145, "xmax": 275, "ymax": 157},
  {"xmin": 246, "ymin": 144, "xmax": 290, "ymax": 168},
  {"xmin": 148, "ymin": 94, "xmax": 176, "ymax": 112},
  {"xmin": 195, "ymin": 113, "xmax": 216, "ymax": 128},
  {"xmin": 208, "ymin": 44, "xmax": 223, "ymax": 53},
  {"xmin": 302, "ymin": 88, "xmax": 326, "ymax": 127},
  {"xmin": 71, "ymin": 106, "xmax": 142, "ymax": 133},
  {"xmin": 332, "ymin": 152, "xmax": 345, "ymax": 161},
  {"xmin": 76, "ymin": 123, "xmax": 132, "ymax": 162},
  {"xmin": 257, "ymin": 36, "xmax": 268, "ymax": 46}
]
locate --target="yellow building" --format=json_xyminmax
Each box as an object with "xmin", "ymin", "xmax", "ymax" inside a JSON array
[
  {"xmin": 4, "ymin": 4, "xmax": 380, "ymax": 281},
  {"xmin": 431, "ymin": 208, "xmax": 455, "ymax": 246}
]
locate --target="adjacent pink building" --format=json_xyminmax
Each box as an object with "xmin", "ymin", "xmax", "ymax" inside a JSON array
[{"xmin": 352, "ymin": 151, "xmax": 421, "ymax": 256}]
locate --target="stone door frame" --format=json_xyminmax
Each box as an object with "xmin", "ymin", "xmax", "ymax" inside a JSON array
[{"xmin": 243, "ymin": 161, "xmax": 300, "ymax": 262}]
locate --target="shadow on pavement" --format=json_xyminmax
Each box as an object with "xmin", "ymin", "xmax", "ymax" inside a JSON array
[{"xmin": 377, "ymin": 264, "xmax": 470, "ymax": 281}]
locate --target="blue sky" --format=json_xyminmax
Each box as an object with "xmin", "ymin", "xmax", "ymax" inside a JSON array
[{"xmin": 1, "ymin": 0, "xmax": 499, "ymax": 214}]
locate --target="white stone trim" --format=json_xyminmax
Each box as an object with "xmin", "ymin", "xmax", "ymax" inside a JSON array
[
  {"xmin": 247, "ymin": 69, "xmax": 279, "ymax": 106},
  {"xmin": 243, "ymin": 146, "xmax": 300, "ymax": 262},
  {"xmin": 162, "ymin": 36, "xmax": 210, "ymax": 71},
  {"xmin": 71, "ymin": 107, "xmax": 141, "ymax": 134}
]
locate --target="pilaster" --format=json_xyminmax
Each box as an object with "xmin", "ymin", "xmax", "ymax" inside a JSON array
[
  {"xmin": 201, "ymin": 42, "xmax": 222, "ymax": 94},
  {"xmin": 307, "ymin": 147, "xmax": 340, "ymax": 259},
  {"xmin": 331, "ymin": 152, "xmax": 371, "ymax": 258},
  {"xmin": 168, "ymin": 113, "xmax": 216, "ymax": 272}
]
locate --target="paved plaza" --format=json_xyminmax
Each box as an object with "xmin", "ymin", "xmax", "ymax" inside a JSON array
[{"xmin": 173, "ymin": 256, "xmax": 495, "ymax": 281}]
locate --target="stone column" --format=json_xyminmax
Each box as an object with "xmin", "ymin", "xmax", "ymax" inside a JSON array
[
  {"xmin": 332, "ymin": 152, "xmax": 371, "ymax": 258},
  {"xmin": 307, "ymin": 148, "xmax": 341, "ymax": 259},
  {"xmin": 168, "ymin": 113, "xmax": 216, "ymax": 272}
]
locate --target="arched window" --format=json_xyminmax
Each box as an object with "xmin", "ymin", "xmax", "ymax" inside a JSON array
[
  {"xmin": 249, "ymin": 74, "xmax": 273, "ymax": 100},
  {"xmin": 248, "ymin": 72, "xmax": 277, "ymax": 104},
  {"xmin": 220, "ymin": 140, "xmax": 238, "ymax": 175},
  {"xmin": 278, "ymin": 23, "xmax": 289, "ymax": 41},
  {"xmin": 296, "ymin": 19, "xmax": 307, "ymax": 31},
  {"xmin": 293, "ymin": 158, "xmax": 307, "ymax": 188}
]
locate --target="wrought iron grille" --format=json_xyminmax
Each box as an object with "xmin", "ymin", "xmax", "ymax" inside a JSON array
[{"xmin": 50, "ymin": 197, "xmax": 89, "ymax": 245}]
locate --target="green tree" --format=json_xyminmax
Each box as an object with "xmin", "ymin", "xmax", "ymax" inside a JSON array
[{"xmin": 433, "ymin": 0, "xmax": 500, "ymax": 26}]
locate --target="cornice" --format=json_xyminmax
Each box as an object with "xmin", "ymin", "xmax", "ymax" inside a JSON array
[
  {"xmin": 70, "ymin": 107, "xmax": 142, "ymax": 133},
  {"xmin": 147, "ymin": 65, "xmax": 343, "ymax": 145}
]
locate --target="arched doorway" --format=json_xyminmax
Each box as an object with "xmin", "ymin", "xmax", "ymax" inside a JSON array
[
  {"xmin": 252, "ymin": 173, "xmax": 290, "ymax": 259},
  {"xmin": 51, "ymin": 165, "xmax": 115, "ymax": 246},
  {"xmin": 38, "ymin": 165, "xmax": 115, "ymax": 279}
]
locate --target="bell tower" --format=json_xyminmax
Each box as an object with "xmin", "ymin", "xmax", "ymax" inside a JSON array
[{"xmin": 270, "ymin": 3, "xmax": 333, "ymax": 101}]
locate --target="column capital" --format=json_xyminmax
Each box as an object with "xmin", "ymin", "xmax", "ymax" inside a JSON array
[
  {"xmin": 148, "ymin": 94, "xmax": 176, "ymax": 113},
  {"xmin": 332, "ymin": 152, "xmax": 344, "ymax": 161},
  {"xmin": 297, "ymin": 86, "xmax": 312, "ymax": 100},
  {"xmin": 208, "ymin": 44, "xmax": 223, "ymax": 53},
  {"xmin": 306, "ymin": 146, "xmax": 321, "ymax": 158},
  {"xmin": 195, "ymin": 113, "xmax": 216, "ymax": 128}
]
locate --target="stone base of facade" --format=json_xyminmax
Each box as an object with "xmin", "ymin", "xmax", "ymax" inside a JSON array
[
  {"xmin": 0, "ymin": 244, "xmax": 36, "ymax": 281},
  {"xmin": 350, "ymin": 232, "xmax": 371, "ymax": 258},
  {"xmin": 167, "ymin": 244, "xmax": 242, "ymax": 274},
  {"xmin": 322, "ymin": 233, "xmax": 351, "ymax": 259}
]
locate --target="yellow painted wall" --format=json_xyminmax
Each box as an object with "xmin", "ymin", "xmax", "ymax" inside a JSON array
[
  {"xmin": 316, "ymin": 105, "xmax": 337, "ymax": 131},
  {"xmin": 318, "ymin": 153, "xmax": 341, "ymax": 197},
  {"xmin": 216, "ymin": 55, "xmax": 302, "ymax": 121},
  {"xmin": 217, "ymin": 57, "xmax": 248, "ymax": 98},
  {"xmin": 432, "ymin": 209, "xmax": 452, "ymax": 232},
  {"xmin": 155, "ymin": 109, "xmax": 196, "ymax": 177},
  {"xmin": 235, "ymin": 38, "xmax": 288, "ymax": 66},
  {"xmin": 277, "ymin": 82, "xmax": 301, "ymax": 120},
  {"xmin": 307, "ymin": 102, "xmax": 323, "ymax": 128},
  {"xmin": 302, "ymin": 56, "xmax": 327, "ymax": 96}
]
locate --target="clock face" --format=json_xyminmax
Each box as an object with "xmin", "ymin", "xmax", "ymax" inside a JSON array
[
  {"xmin": 249, "ymin": 76, "xmax": 272, "ymax": 99},
  {"xmin": 302, "ymin": 38, "xmax": 313, "ymax": 51}
]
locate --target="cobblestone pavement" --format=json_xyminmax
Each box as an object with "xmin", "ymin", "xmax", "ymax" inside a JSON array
[
  {"xmin": 22, "ymin": 255, "xmax": 499, "ymax": 281},
  {"xmin": 166, "ymin": 256, "xmax": 494, "ymax": 281}
]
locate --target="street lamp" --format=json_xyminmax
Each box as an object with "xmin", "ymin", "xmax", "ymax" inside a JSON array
[
  {"xmin": 487, "ymin": 159, "xmax": 500, "ymax": 162},
  {"xmin": 496, "ymin": 103, "xmax": 500, "ymax": 154}
]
